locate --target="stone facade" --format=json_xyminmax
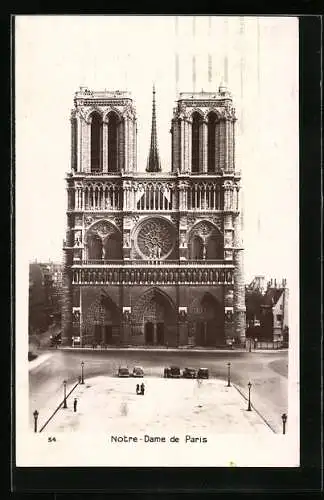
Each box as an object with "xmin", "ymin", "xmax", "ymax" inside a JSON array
[{"xmin": 62, "ymin": 85, "xmax": 246, "ymax": 347}]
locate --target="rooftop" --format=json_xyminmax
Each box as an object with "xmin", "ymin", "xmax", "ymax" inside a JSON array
[
  {"xmin": 179, "ymin": 86, "xmax": 232, "ymax": 101},
  {"xmin": 262, "ymin": 288, "xmax": 284, "ymax": 307},
  {"xmin": 74, "ymin": 87, "xmax": 132, "ymax": 100}
]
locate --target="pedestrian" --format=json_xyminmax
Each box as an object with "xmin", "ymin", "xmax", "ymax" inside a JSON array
[
  {"xmin": 73, "ymin": 398, "xmax": 77, "ymax": 412},
  {"xmin": 136, "ymin": 384, "xmax": 140, "ymax": 395},
  {"xmin": 140, "ymin": 383, "xmax": 145, "ymax": 395}
]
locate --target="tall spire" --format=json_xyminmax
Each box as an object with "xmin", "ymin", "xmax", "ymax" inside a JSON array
[{"xmin": 146, "ymin": 84, "xmax": 161, "ymax": 172}]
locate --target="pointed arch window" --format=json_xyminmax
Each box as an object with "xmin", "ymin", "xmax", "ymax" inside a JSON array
[
  {"xmin": 207, "ymin": 111, "xmax": 217, "ymax": 173},
  {"xmin": 90, "ymin": 112, "xmax": 103, "ymax": 173},
  {"xmin": 88, "ymin": 234, "xmax": 103, "ymax": 260},
  {"xmin": 71, "ymin": 116, "xmax": 78, "ymax": 171},
  {"xmin": 191, "ymin": 112, "xmax": 202, "ymax": 173},
  {"xmin": 190, "ymin": 235, "xmax": 204, "ymax": 260},
  {"xmin": 108, "ymin": 112, "xmax": 119, "ymax": 173},
  {"xmin": 206, "ymin": 233, "xmax": 224, "ymax": 259}
]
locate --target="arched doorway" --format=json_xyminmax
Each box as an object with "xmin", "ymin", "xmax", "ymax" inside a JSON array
[
  {"xmin": 133, "ymin": 288, "xmax": 177, "ymax": 346},
  {"xmin": 144, "ymin": 322, "xmax": 154, "ymax": 345},
  {"xmin": 84, "ymin": 292, "xmax": 121, "ymax": 345},
  {"xmin": 189, "ymin": 293, "xmax": 224, "ymax": 346}
]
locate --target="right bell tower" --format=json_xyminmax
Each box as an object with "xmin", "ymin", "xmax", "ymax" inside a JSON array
[{"xmin": 170, "ymin": 83, "xmax": 246, "ymax": 344}]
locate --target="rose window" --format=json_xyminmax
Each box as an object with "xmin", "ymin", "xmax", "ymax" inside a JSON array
[{"xmin": 137, "ymin": 218, "xmax": 174, "ymax": 259}]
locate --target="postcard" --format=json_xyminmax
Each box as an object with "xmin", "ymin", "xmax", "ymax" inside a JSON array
[{"xmin": 15, "ymin": 15, "xmax": 299, "ymax": 469}]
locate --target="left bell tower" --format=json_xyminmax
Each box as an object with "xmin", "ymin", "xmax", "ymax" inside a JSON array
[{"xmin": 61, "ymin": 86, "xmax": 137, "ymax": 345}]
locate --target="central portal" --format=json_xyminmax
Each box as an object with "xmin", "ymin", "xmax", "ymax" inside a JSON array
[
  {"xmin": 144, "ymin": 321, "xmax": 165, "ymax": 345},
  {"xmin": 156, "ymin": 322, "xmax": 164, "ymax": 345},
  {"xmin": 145, "ymin": 322, "xmax": 154, "ymax": 345},
  {"xmin": 134, "ymin": 288, "xmax": 176, "ymax": 346}
]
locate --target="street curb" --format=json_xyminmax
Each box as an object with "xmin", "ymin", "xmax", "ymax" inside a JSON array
[
  {"xmin": 232, "ymin": 384, "xmax": 276, "ymax": 433},
  {"xmin": 29, "ymin": 353, "xmax": 53, "ymax": 371},
  {"xmin": 58, "ymin": 347, "xmax": 288, "ymax": 354},
  {"xmin": 39, "ymin": 381, "xmax": 80, "ymax": 433}
]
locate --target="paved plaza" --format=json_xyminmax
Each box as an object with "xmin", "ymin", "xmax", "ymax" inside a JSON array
[{"xmin": 38, "ymin": 375, "xmax": 272, "ymax": 435}]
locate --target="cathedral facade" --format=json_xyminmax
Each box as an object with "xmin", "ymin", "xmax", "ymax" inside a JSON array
[{"xmin": 61, "ymin": 84, "xmax": 246, "ymax": 347}]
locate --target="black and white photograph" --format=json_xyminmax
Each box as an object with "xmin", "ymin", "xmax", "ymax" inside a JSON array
[{"xmin": 15, "ymin": 15, "xmax": 299, "ymax": 467}]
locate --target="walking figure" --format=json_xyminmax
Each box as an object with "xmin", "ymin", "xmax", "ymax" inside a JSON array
[
  {"xmin": 140, "ymin": 383, "xmax": 145, "ymax": 395},
  {"xmin": 73, "ymin": 398, "xmax": 78, "ymax": 412},
  {"xmin": 136, "ymin": 384, "xmax": 140, "ymax": 395}
]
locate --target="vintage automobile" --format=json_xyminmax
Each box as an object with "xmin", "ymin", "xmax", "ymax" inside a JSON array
[
  {"xmin": 132, "ymin": 366, "xmax": 144, "ymax": 377},
  {"xmin": 118, "ymin": 366, "xmax": 130, "ymax": 378},
  {"xmin": 182, "ymin": 367, "xmax": 197, "ymax": 379},
  {"xmin": 72, "ymin": 336, "xmax": 81, "ymax": 347},
  {"xmin": 164, "ymin": 366, "xmax": 181, "ymax": 378},
  {"xmin": 197, "ymin": 368, "xmax": 209, "ymax": 379}
]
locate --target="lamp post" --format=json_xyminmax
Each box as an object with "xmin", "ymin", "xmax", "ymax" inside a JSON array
[
  {"xmin": 249, "ymin": 339, "xmax": 252, "ymax": 352},
  {"xmin": 254, "ymin": 338, "xmax": 258, "ymax": 350},
  {"xmin": 227, "ymin": 362, "xmax": 231, "ymax": 387},
  {"xmin": 247, "ymin": 381, "xmax": 252, "ymax": 411},
  {"xmin": 281, "ymin": 413, "xmax": 287, "ymax": 434},
  {"xmin": 33, "ymin": 410, "xmax": 39, "ymax": 433},
  {"xmin": 63, "ymin": 380, "xmax": 67, "ymax": 408},
  {"xmin": 81, "ymin": 361, "xmax": 84, "ymax": 384}
]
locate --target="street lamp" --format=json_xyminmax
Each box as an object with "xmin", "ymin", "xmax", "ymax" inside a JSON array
[
  {"xmin": 81, "ymin": 361, "xmax": 85, "ymax": 384},
  {"xmin": 227, "ymin": 362, "xmax": 231, "ymax": 387},
  {"xmin": 254, "ymin": 338, "xmax": 258, "ymax": 350},
  {"xmin": 33, "ymin": 410, "xmax": 39, "ymax": 433},
  {"xmin": 247, "ymin": 381, "xmax": 252, "ymax": 411},
  {"xmin": 281, "ymin": 413, "xmax": 287, "ymax": 434},
  {"xmin": 63, "ymin": 380, "xmax": 67, "ymax": 408},
  {"xmin": 249, "ymin": 339, "xmax": 252, "ymax": 352}
]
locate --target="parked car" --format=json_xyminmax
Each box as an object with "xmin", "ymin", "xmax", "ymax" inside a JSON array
[
  {"xmin": 72, "ymin": 336, "xmax": 81, "ymax": 347},
  {"xmin": 164, "ymin": 366, "xmax": 181, "ymax": 378},
  {"xmin": 132, "ymin": 366, "xmax": 144, "ymax": 377},
  {"xmin": 182, "ymin": 367, "xmax": 197, "ymax": 379},
  {"xmin": 118, "ymin": 366, "xmax": 130, "ymax": 377},
  {"xmin": 197, "ymin": 368, "xmax": 209, "ymax": 379}
]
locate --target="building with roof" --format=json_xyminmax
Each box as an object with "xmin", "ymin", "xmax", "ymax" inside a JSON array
[
  {"xmin": 61, "ymin": 84, "xmax": 245, "ymax": 347},
  {"xmin": 260, "ymin": 279, "xmax": 289, "ymax": 343},
  {"xmin": 245, "ymin": 277, "xmax": 289, "ymax": 344},
  {"xmin": 29, "ymin": 261, "xmax": 63, "ymax": 334}
]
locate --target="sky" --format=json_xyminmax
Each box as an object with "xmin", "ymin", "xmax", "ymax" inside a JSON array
[{"xmin": 15, "ymin": 16, "xmax": 299, "ymax": 285}]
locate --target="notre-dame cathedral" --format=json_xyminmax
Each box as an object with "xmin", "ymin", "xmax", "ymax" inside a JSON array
[{"xmin": 62, "ymin": 84, "xmax": 246, "ymax": 347}]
